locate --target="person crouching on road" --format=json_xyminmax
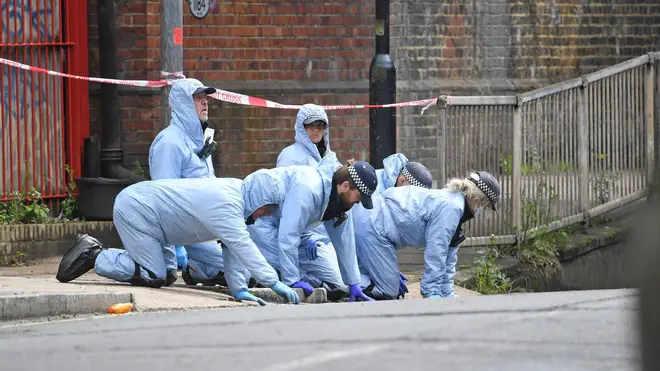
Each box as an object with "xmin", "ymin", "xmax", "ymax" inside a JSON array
[
  {"xmin": 354, "ymin": 171, "xmax": 501, "ymax": 300},
  {"xmin": 230, "ymin": 152, "xmax": 379, "ymax": 302},
  {"xmin": 55, "ymin": 177, "xmax": 301, "ymax": 306}
]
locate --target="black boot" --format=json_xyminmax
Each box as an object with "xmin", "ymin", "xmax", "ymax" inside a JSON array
[
  {"xmin": 200, "ymin": 271, "xmax": 228, "ymax": 287},
  {"xmin": 56, "ymin": 234, "xmax": 104, "ymax": 283},
  {"xmin": 323, "ymin": 282, "xmax": 348, "ymax": 302},
  {"xmin": 182, "ymin": 266, "xmax": 197, "ymax": 285},
  {"xmin": 165, "ymin": 270, "xmax": 178, "ymax": 286}
]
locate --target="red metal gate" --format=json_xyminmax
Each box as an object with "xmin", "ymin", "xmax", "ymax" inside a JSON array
[{"xmin": 1, "ymin": 0, "xmax": 89, "ymax": 204}]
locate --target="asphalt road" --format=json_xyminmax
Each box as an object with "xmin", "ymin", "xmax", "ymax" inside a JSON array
[{"xmin": 0, "ymin": 289, "xmax": 639, "ymax": 371}]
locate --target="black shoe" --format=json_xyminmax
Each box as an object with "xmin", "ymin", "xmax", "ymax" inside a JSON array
[
  {"xmin": 327, "ymin": 287, "xmax": 348, "ymax": 302},
  {"xmin": 182, "ymin": 267, "xmax": 197, "ymax": 286},
  {"xmin": 56, "ymin": 234, "xmax": 104, "ymax": 283},
  {"xmin": 199, "ymin": 271, "xmax": 228, "ymax": 287},
  {"xmin": 248, "ymin": 277, "xmax": 257, "ymax": 288},
  {"xmin": 322, "ymin": 282, "xmax": 348, "ymax": 302},
  {"xmin": 165, "ymin": 270, "xmax": 178, "ymax": 286}
]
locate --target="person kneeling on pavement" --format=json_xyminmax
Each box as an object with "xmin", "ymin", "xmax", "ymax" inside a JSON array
[
  {"xmin": 234, "ymin": 152, "xmax": 379, "ymax": 302},
  {"xmin": 351, "ymin": 156, "xmax": 435, "ymax": 298},
  {"xmin": 248, "ymin": 103, "xmax": 346, "ymax": 301},
  {"xmin": 354, "ymin": 171, "xmax": 501, "ymax": 300},
  {"xmin": 55, "ymin": 177, "xmax": 301, "ymax": 306}
]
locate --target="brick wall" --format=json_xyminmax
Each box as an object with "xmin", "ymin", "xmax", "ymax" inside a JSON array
[
  {"xmin": 392, "ymin": 0, "xmax": 660, "ymax": 179},
  {"xmin": 87, "ymin": 0, "xmax": 373, "ymax": 178},
  {"xmin": 86, "ymin": 0, "xmax": 660, "ymax": 179}
]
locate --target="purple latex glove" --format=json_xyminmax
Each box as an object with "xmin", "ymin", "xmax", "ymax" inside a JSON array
[
  {"xmin": 304, "ymin": 239, "xmax": 319, "ymax": 260},
  {"xmin": 398, "ymin": 272, "xmax": 409, "ymax": 299},
  {"xmin": 348, "ymin": 283, "xmax": 374, "ymax": 302},
  {"xmin": 291, "ymin": 281, "xmax": 314, "ymax": 297}
]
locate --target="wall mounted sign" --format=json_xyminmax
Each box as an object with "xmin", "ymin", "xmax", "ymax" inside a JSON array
[{"xmin": 189, "ymin": 0, "xmax": 210, "ymax": 19}]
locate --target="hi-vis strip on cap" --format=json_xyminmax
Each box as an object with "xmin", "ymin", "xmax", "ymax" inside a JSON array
[
  {"xmin": 401, "ymin": 167, "xmax": 430, "ymax": 189},
  {"xmin": 469, "ymin": 173, "xmax": 499, "ymax": 206},
  {"xmin": 347, "ymin": 166, "xmax": 375, "ymax": 196},
  {"xmin": 0, "ymin": 57, "xmax": 438, "ymax": 113}
]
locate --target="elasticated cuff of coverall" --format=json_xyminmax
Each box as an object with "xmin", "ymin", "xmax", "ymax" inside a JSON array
[
  {"xmin": 441, "ymin": 289, "xmax": 455, "ymax": 298},
  {"xmin": 422, "ymin": 291, "xmax": 443, "ymax": 298},
  {"xmin": 228, "ymin": 283, "xmax": 248, "ymax": 297}
]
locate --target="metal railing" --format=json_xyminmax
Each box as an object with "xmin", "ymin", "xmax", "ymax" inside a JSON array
[
  {"xmin": 0, "ymin": 1, "xmax": 90, "ymax": 205},
  {"xmin": 434, "ymin": 52, "xmax": 657, "ymax": 246}
]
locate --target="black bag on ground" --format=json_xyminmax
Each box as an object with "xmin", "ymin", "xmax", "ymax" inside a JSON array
[{"xmin": 56, "ymin": 234, "xmax": 104, "ymax": 283}]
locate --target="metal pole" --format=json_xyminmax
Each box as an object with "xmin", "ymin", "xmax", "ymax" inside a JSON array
[
  {"xmin": 512, "ymin": 100, "xmax": 523, "ymax": 242},
  {"xmin": 578, "ymin": 81, "xmax": 590, "ymax": 226},
  {"xmin": 436, "ymin": 97, "xmax": 447, "ymax": 186},
  {"xmin": 160, "ymin": 1, "xmax": 184, "ymax": 129},
  {"xmin": 368, "ymin": 0, "xmax": 396, "ymax": 169}
]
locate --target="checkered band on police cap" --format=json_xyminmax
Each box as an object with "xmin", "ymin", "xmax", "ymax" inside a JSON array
[
  {"xmin": 468, "ymin": 172, "xmax": 500, "ymax": 208},
  {"xmin": 401, "ymin": 167, "xmax": 430, "ymax": 189},
  {"xmin": 348, "ymin": 165, "xmax": 375, "ymax": 197}
]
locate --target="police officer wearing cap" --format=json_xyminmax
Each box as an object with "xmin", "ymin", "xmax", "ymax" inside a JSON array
[{"xmin": 353, "ymin": 168, "xmax": 501, "ymax": 300}]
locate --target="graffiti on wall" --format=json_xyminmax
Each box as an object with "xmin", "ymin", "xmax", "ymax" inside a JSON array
[
  {"xmin": 1, "ymin": 0, "xmax": 55, "ymax": 120},
  {"xmin": 1, "ymin": 0, "xmax": 54, "ymax": 43},
  {"xmin": 1, "ymin": 0, "xmax": 63, "ymax": 195},
  {"xmin": 2, "ymin": 68, "xmax": 47, "ymax": 121}
]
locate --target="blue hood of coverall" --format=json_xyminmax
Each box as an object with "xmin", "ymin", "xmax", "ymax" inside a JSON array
[
  {"xmin": 375, "ymin": 153, "xmax": 409, "ymax": 195},
  {"xmin": 169, "ymin": 78, "xmax": 206, "ymax": 153},
  {"xmin": 148, "ymin": 78, "xmax": 214, "ymax": 180},
  {"xmin": 276, "ymin": 103, "xmax": 332, "ymax": 167},
  {"xmin": 241, "ymin": 169, "xmax": 287, "ymax": 220},
  {"xmin": 296, "ymin": 104, "xmax": 330, "ymax": 162}
]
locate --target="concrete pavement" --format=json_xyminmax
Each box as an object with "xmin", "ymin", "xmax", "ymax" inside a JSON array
[
  {"xmin": 0, "ymin": 257, "xmax": 480, "ymax": 321},
  {"xmin": 0, "ymin": 288, "xmax": 637, "ymax": 370}
]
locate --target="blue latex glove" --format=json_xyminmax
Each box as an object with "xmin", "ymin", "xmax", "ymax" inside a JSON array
[
  {"xmin": 292, "ymin": 280, "xmax": 314, "ymax": 297},
  {"xmin": 398, "ymin": 272, "xmax": 409, "ymax": 299},
  {"xmin": 175, "ymin": 245, "xmax": 188, "ymax": 270},
  {"xmin": 348, "ymin": 284, "xmax": 374, "ymax": 302},
  {"xmin": 427, "ymin": 295, "xmax": 443, "ymax": 299},
  {"xmin": 235, "ymin": 290, "xmax": 267, "ymax": 306},
  {"xmin": 271, "ymin": 282, "xmax": 300, "ymax": 304},
  {"xmin": 304, "ymin": 239, "xmax": 319, "ymax": 261}
]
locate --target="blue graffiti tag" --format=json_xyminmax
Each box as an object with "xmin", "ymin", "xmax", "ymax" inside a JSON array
[
  {"xmin": 1, "ymin": 0, "xmax": 54, "ymax": 42},
  {"xmin": 1, "ymin": 0, "xmax": 52, "ymax": 124},
  {"xmin": 2, "ymin": 67, "xmax": 46, "ymax": 121}
]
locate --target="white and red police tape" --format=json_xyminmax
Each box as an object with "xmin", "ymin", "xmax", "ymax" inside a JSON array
[{"xmin": 0, "ymin": 57, "xmax": 439, "ymax": 113}]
